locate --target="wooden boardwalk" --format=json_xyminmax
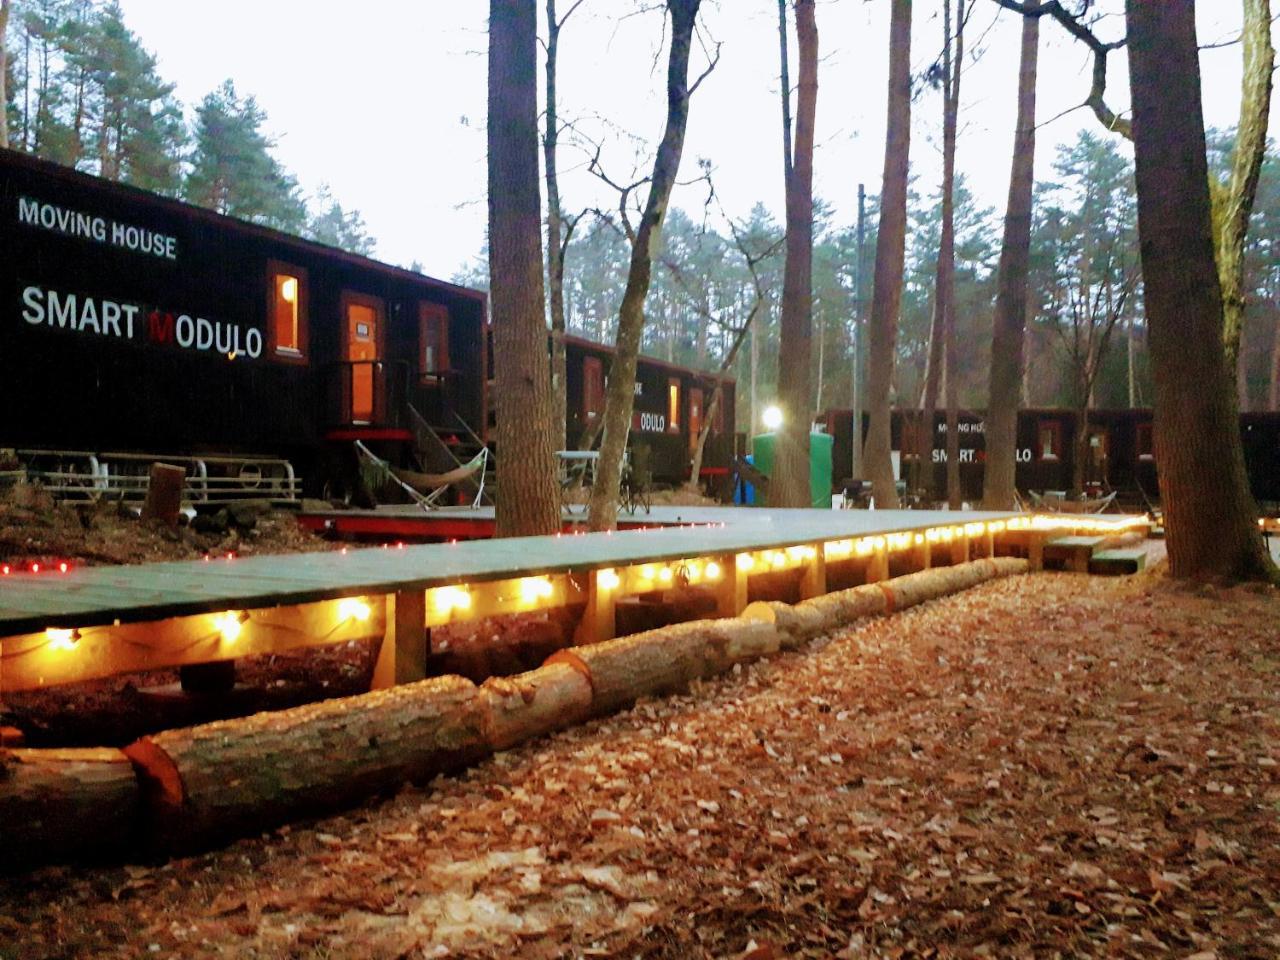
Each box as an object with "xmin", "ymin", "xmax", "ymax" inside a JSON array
[{"xmin": 0, "ymin": 508, "xmax": 1015, "ymax": 633}]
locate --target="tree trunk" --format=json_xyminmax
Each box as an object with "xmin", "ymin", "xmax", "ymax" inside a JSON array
[
  {"xmin": 981, "ymin": 12, "xmax": 1038, "ymax": 510},
  {"xmin": 862, "ymin": 0, "xmax": 912, "ymax": 509},
  {"xmin": 1127, "ymin": 311, "xmax": 1138, "ymax": 406},
  {"xmin": 125, "ymin": 676, "xmax": 488, "ymax": 851},
  {"xmin": 489, "ymin": 0, "xmax": 561, "ymax": 537},
  {"xmin": 544, "ymin": 0, "xmax": 570, "ymax": 454},
  {"xmin": 942, "ymin": 0, "xmax": 965, "ymax": 510},
  {"xmin": 0, "ymin": 0, "xmax": 10, "ymax": 150},
  {"xmin": 1217, "ymin": 0, "xmax": 1274, "ymax": 373},
  {"xmin": 1072, "ymin": 402, "xmax": 1088, "ymax": 494},
  {"xmin": 0, "ymin": 747, "xmax": 139, "ymax": 869},
  {"xmin": 772, "ymin": 0, "xmax": 818, "ymax": 508},
  {"xmin": 587, "ymin": 0, "xmax": 704, "ymax": 530},
  {"xmin": 1271, "ymin": 310, "xmax": 1280, "ymax": 411},
  {"xmin": 548, "ymin": 619, "xmax": 780, "ymax": 716},
  {"xmin": 1125, "ymin": 0, "xmax": 1273, "ymax": 581}
]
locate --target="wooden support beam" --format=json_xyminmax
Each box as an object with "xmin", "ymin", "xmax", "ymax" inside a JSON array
[
  {"xmin": 798, "ymin": 548, "xmax": 827, "ymax": 600},
  {"xmin": 950, "ymin": 532, "xmax": 970, "ymax": 566},
  {"xmin": 373, "ymin": 589, "xmax": 428, "ymax": 689},
  {"xmin": 716, "ymin": 554, "xmax": 750, "ymax": 617},
  {"xmin": 574, "ymin": 568, "xmax": 617, "ymax": 646},
  {"xmin": 909, "ymin": 536, "xmax": 931, "ymax": 573},
  {"xmin": 1028, "ymin": 531, "xmax": 1046, "ymax": 572},
  {"xmin": 866, "ymin": 543, "xmax": 890, "ymax": 583},
  {"xmin": 1, "ymin": 598, "xmax": 387, "ymax": 694}
]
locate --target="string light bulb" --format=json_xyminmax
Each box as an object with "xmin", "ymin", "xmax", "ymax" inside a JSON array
[
  {"xmin": 46, "ymin": 628, "xmax": 80, "ymax": 651},
  {"xmin": 598, "ymin": 568, "xmax": 621, "ymax": 590},
  {"xmin": 338, "ymin": 597, "xmax": 372, "ymax": 622},
  {"xmin": 213, "ymin": 610, "xmax": 249, "ymax": 643}
]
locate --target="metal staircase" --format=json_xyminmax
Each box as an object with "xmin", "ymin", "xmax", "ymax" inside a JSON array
[{"xmin": 406, "ymin": 404, "xmax": 495, "ymax": 507}]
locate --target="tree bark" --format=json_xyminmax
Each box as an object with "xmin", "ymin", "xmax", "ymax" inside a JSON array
[
  {"xmin": 0, "ymin": 0, "xmax": 10, "ymax": 150},
  {"xmin": 125, "ymin": 676, "xmax": 488, "ymax": 850},
  {"xmin": 862, "ymin": 0, "xmax": 912, "ymax": 509},
  {"xmin": 1217, "ymin": 0, "xmax": 1274, "ymax": 373},
  {"xmin": 772, "ymin": 0, "xmax": 819, "ymax": 508},
  {"xmin": 548, "ymin": 619, "xmax": 781, "ymax": 716},
  {"xmin": 1271, "ymin": 310, "xmax": 1280, "ymax": 411},
  {"xmin": 0, "ymin": 747, "xmax": 139, "ymax": 869},
  {"xmin": 942, "ymin": 0, "xmax": 965, "ymax": 510},
  {"xmin": 480, "ymin": 662, "xmax": 593, "ymax": 751},
  {"xmin": 489, "ymin": 0, "xmax": 561, "ymax": 537},
  {"xmin": 587, "ymin": 0, "xmax": 704, "ymax": 530},
  {"xmin": 981, "ymin": 12, "xmax": 1039, "ymax": 510},
  {"xmin": 544, "ymin": 0, "xmax": 570, "ymax": 454},
  {"xmin": 1125, "ymin": 0, "xmax": 1273, "ymax": 581}
]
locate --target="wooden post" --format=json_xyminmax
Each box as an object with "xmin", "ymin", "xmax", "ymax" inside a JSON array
[
  {"xmin": 866, "ymin": 543, "xmax": 890, "ymax": 583},
  {"xmin": 373, "ymin": 589, "xmax": 428, "ymax": 688},
  {"xmin": 142, "ymin": 463, "xmax": 186, "ymax": 527},
  {"xmin": 950, "ymin": 531, "xmax": 970, "ymax": 566},
  {"xmin": 716, "ymin": 554, "xmax": 749, "ymax": 618},
  {"xmin": 1027, "ymin": 530, "xmax": 1046, "ymax": 571},
  {"xmin": 575, "ymin": 569, "xmax": 617, "ymax": 646},
  {"xmin": 798, "ymin": 547, "xmax": 827, "ymax": 600},
  {"xmin": 981, "ymin": 527, "xmax": 995, "ymax": 558},
  {"xmin": 909, "ymin": 536, "xmax": 931, "ymax": 573}
]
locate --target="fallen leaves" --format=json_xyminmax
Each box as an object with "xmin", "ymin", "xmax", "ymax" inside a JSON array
[{"xmin": 3, "ymin": 570, "xmax": 1279, "ymax": 958}]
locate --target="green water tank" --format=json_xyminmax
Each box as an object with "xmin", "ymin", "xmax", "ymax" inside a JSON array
[{"xmin": 751, "ymin": 431, "xmax": 834, "ymax": 508}]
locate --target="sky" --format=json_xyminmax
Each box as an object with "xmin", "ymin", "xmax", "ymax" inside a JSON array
[{"xmin": 115, "ymin": 0, "xmax": 1277, "ymax": 281}]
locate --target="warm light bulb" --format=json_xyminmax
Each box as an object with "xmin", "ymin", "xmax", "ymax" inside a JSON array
[
  {"xmin": 338, "ymin": 597, "xmax": 371, "ymax": 622},
  {"xmin": 213, "ymin": 611, "xmax": 246, "ymax": 643},
  {"xmin": 520, "ymin": 577, "xmax": 553, "ymax": 603},
  {"xmin": 280, "ymin": 276, "xmax": 298, "ymax": 303},
  {"xmin": 762, "ymin": 405, "xmax": 783, "ymax": 431},
  {"xmin": 598, "ymin": 568, "xmax": 620, "ymax": 590},
  {"xmin": 704, "ymin": 561, "xmax": 722, "ymax": 581},
  {"xmin": 46, "ymin": 628, "xmax": 79, "ymax": 651},
  {"xmin": 658, "ymin": 566, "xmax": 674, "ymax": 584},
  {"xmin": 736, "ymin": 553, "xmax": 755, "ymax": 571}
]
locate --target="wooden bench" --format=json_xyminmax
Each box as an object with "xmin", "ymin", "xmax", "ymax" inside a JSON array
[
  {"xmin": 1088, "ymin": 547, "xmax": 1148, "ymax": 576},
  {"xmin": 1043, "ymin": 535, "xmax": 1108, "ymax": 573}
]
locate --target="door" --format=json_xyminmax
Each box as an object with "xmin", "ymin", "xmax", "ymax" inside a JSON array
[{"xmin": 343, "ymin": 293, "xmax": 384, "ymax": 423}]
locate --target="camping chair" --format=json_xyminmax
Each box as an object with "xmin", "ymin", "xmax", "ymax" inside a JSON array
[{"xmin": 355, "ymin": 440, "xmax": 489, "ymax": 510}]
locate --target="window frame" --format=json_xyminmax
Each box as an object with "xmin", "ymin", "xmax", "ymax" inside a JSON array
[
  {"xmin": 418, "ymin": 302, "xmax": 450, "ymax": 386},
  {"xmin": 1136, "ymin": 421, "xmax": 1155, "ymax": 461},
  {"xmin": 1037, "ymin": 418, "xmax": 1063, "ymax": 461},
  {"xmin": 266, "ymin": 260, "xmax": 309, "ymax": 364}
]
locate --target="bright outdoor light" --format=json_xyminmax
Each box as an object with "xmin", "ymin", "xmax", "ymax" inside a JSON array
[{"xmin": 762, "ymin": 405, "xmax": 784, "ymax": 431}]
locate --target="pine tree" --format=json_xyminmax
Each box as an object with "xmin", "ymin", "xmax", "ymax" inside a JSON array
[
  {"xmin": 306, "ymin": 184, "xmax": 376, "ymax": 256},
  {"xmin": 185, "ymin": 80, "xmax": 306, "ymax": 231}
]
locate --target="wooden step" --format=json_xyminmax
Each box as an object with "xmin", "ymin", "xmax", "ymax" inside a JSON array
[
  {"xmin": 1043, "ymin": 535, "xmax": 1109, "ymax": 573},
  {"xmin": 1089, "ymin": 547, "xmax": 1148, "ymax": 576}
]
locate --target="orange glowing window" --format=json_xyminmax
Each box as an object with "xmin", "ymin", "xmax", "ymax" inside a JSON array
[
  {"xmin": 667, "ymin": 378, "xmax": 681, "ymax": 433},
  {"xmin": 268, "ymin": 262, "xmax": 307, "ymax": 361}
]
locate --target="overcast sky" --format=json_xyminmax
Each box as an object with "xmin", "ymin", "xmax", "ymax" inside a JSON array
[{"xmin": 116, "ymin": 0, "xmax": 1276, "ymax": 281}]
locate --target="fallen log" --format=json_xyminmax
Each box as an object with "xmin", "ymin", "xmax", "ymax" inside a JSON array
[
  {"xmin": 480, "ymin": 663, "xmax": 594, "ymax": 751},
  {"xmin": 743, "ymin": 558, "xmax": 1027, "ymax": 644},
  {"xmin": 124, "ymin": 675, "xmax": 488, "ymax": 850},
  {"xmin": 548, "ymin": 619, "xmax": 783, "ymax": 716},
  {"xmin": 742, "ymin": 585, "xmax": 888, "ymax": 647},
  {"xmin": 0, "ymin": 747, "xmax": 139, "ymax": 870}
]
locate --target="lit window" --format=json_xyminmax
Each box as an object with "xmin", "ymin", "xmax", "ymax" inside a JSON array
[
  {"xmin": 1038, "ymin": 420, "xmax": 1062, "ymax": 460},
  {"xmin": 668, "ymin": 378, "xmax": 681, "ymax": 433},
  {"xmin": 269, "ymin": 262, "xmax": 307, "ymax": 360}
]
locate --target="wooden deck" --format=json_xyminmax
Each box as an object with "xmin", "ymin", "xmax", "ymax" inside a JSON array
[
  {"xmin": 0, "ymin": 507, "xmax": 1151, "ymax": 693},
  {"xmin": 0, "ymin": 509, "xmax": 1014, "ymax": 633}
]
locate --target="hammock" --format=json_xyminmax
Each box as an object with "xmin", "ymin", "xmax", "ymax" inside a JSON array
[{"xmin": 354, "ymin": 440, "xmax": 489, "ymax": 510}]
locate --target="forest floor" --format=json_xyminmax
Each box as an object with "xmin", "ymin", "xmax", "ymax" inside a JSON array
[{"xmin": 2, "ymin": 567, "xmax": 1278, "ymax": 959}]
